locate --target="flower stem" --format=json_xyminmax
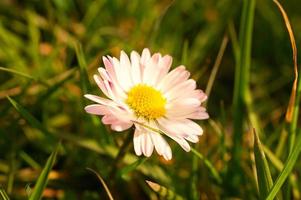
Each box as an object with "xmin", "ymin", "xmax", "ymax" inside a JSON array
[{"xmin": 109, "ymin": 129, "xmax": 134, "ymax": 179}]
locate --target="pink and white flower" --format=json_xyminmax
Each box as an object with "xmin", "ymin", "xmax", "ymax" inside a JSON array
[{"xmin": 84, "ymin": 48, "xmax": 209, "ymax": 160}]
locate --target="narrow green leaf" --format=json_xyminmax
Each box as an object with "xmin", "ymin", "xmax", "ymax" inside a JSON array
[
  {"xmin": 82, "ymin": 0, "xmax": 105, "ymax": 27},
  {"xmin": 117, "ymin": 157, "xmax": 147, "ymax": 179},
  {"xmin": 0, "ymin": 188, "xmax": 10, "ymax": 200},
  {"xmin": 58, "ymin": 133, "xmax": 105, "ymax": 154},
  {"xmin": 0, "ymin": 66, "xmax": 34, "ymax": 80},
  {"xmin": 146, "ymin": 180, "xmax": 184, "ymax": 200},
  {"xmin": 262, "ymin": 144, "xmax": 283, "ymax": 171},
  {"xmin": 262, "ymin": 143, "xmax": 300, "ymax": 198},
  {"xmin": 19, "ymin": 151, "xmax": 41, "ymax": 170},
  {"xmin": 74, "ymin": 42, "xmax": 90, "ymax": 94},
  {"xmin": 86, "ymin": 168, "xmax": 114, "ymax": 200},
  {"xmin": 205, "ymin": 34, "xmax": 228, "ymax": 102},
  {"xmin": 190, "ymin": 148, "xmax": 222, "ymax": 184},
  {"xmin": 230, "ymin": 0, "xmax": 256, "ymax": 188},
  {"xmin": 29, "ymin": 143, "xmax": 60, "ymax": 200},
  {"xmin": 266, "ymin": 130, "xmax": 301, "ymax": 200},
  {"xmin": 253, "ymin": 129, "xmax": 273, "ymax": 199},
  {"xmin": 0, "ymin": 67, "xmax": 48, "ymax": 86},
  {"xmin": 6, "ymin": 96, "xmax": 55, "ymax": 141},
  {"xmin": 36, "ymin": 68, "xmax": 75, "ymax": 105}
]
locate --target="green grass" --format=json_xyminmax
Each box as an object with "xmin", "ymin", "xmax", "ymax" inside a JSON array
[{"xmin": 1, "ymin": 0, "xmax": 301, "ymax": 199}]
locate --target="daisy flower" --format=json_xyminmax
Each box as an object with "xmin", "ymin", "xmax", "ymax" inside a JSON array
[{"xmin": 84, "ymin": 48, "xmax": 209, "ymax": 160}]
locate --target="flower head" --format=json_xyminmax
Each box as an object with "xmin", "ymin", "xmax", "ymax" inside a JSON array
[{"xmin": 84, "ymin": 48, "xmax": 209, "ymax": 160}]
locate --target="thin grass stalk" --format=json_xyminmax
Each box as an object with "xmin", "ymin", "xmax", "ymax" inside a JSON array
[
  {"xmin": 266, "ymin": 130, "xmax": 301, "ymax": 200},
  {"xmin": 272, "ymin": 0, "xmax": 300, "ymax": 198},
  {"xmin": 109, "ymin": 129, "xmax": 134, "ymax": 179},
  {"xmin": 230, "ymin": 0, "xmax": 256, "ymax": 189},
  {"xmin": 87, "ymin": 168, "xmax": 114, "ymax": 200}
]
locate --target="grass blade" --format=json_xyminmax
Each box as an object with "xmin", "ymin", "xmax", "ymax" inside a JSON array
[
  {"xmin": 0, "ymin": 66, "xmax": 35, "ymax": 80},
  {"xmin": 0, "ymin": 188, "xmax": 10, "ymax": 200},
  {"xmin": 0, "ymin": 67, "xmax": 48, "ymax": 86},
  {"xmin": 35, "ymin": 68, "xmax": 75, "ymax": 106},
  {"xmin": 272, "ymin": 0, "xmax": 298, "ymax": 125},
  {"xmin": 19, "ymin": 151, "xmax": 41, "ymax": 170},
  {"xmin": 230, "ymin": 0, "xmax": 256, "ymax": 189},
  {"xmin": 117, "ymin": 157, "xmax": 148, "ymax": 179},
  {"xmin": 253, "ymin": 129, "xmax": 273, "ymax": 199},
  {"xmin": 6, "ymin": 96, "xmax": 55, "ymax": 141},
  {"xmin": 74, "ymin": 42, "xmax": 90, "ymax": 94},
  {"xmin": 273, "ymin": 0, "xmax": 300, "ymax": 155},
  {"xmin": 205, "ymin": 34, "xmax": 228, "ymax": 102},
  {"xmin": 146, "ymin": 180, "xmax": 184, "ymax": 200},
  {"xmin": 86, "ymin": 168, "xmax": 114, "ymax": 200},
  {"xmin": 273, "ymin": 1, "xmax": 300, "ymax": 198},
  {"xmin": 266, "ymin": 129, "xmax": 301, "ymax": 200},
  {"xmin": 29, "ymin": 143, "xmax": 60, "ymax": 200},
  {"xmin": 190, "ymin": 147, "xmax": 222, "ymax": 184},
  {"xmin": 262, "ymin": 144, "xmax": 300, "ymax": 198}
]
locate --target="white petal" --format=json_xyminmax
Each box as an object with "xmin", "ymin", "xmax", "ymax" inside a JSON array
[
  {"xmin": 120, "ymin": 51, "xmax": 134, "ymax": 84},
  {"xmin": 153, "ymin": 55, "xmax": 173, "ymax": 86},
  {"xmin": 167, "ymin": 98, "xmax": 201, "ymax": 109},
  {"xmin": 183, "ymin": 119, "xmax": 204, "ymax": 135},
  {"xmin": 140, "ymin": 48, "xmax": 151, "ymax": 66},
  {"xmin": 157, "ymin": 119, "xmax": 191, "ymax": 152},
  {"xmin": 157, "ymin": 65, "xmax": 190, "ymax": 93},
  {"xmin": 147, "ymin": 121, "xmax": 172, "ymax": 160},
  {"xmin": 102, "ymin": 115, "xmax": 133, "ymax": 131},
  {"xmin": 184, "ymin": 134, "xmax": 199, "ymax": 143},
  {"xmin": 165, "ymin": 79, "xmax": 196, "ymax": 100},
  {"xmin": 130, "ymin": 51, "xmax": 142, "ymax": 84},
  {"xmin": 141, "ymin": 132, "xmax": 154, "ymax": 157},
  {"xmin": 140, "ymin": 48, "xmax": 151, "ymax": 80},
  {"xmin": 168, "ymin": 107, "xmax": 209, "ymax": 120},
  {"xmin": 149, "ymin": 131, "xmax": 172, "ymax": 160},
  {"xmin": 166, "ymin": 105, "xmax": 200, "ymax": 118},
  {"xmin": 93, "ymin": 75, "xmax": 109, "ymax": 97},
  {"xmin": 84, "ymin": 94, "xmax": 115, "ymax": 106},
  {"xmin": 133, "ymin": 127, "xmax": 143, "ymax": 156},
  {"xmin": 112, "ymin": 57, "xmax": 132, "ymax": 91},
  {"xmin": 84, "ymin": 104, "xmax": 109, "ymax": 115},
  {"xmin": 143, "ymin": 53, "xmax": 161, "ymax": 85},
  {"xmin": 111, "ymin": 123, "xmax": 133, "ymax": 132},
  {"xmin": 169, "ymin": 135, "xmax": 191, "ymax": 152},
  {"xmin": 102, "ymin": 56, "xmax": 116, "ymax": 82},
  {"xmin": 186, "ymin": 110, "xmax": 209, "ymax": 120}
]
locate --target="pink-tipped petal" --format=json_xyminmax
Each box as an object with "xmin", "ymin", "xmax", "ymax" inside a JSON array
[
  {"xmin": 84, "ymin": 94, "xmax": 114, "ymax": 106},
  {"xmin": 157, "ymin": 65, "xmax": 190, "ymax": 93},
  {"xmin": 140, "ymin": 48, "xmax": 151, "ymax": 66},
  {"xmin": 143, "ymin": 53, "xmax": 161, "ymax": 85},
  {"xmin": 165, "ymin": 79, "xmax": 196, "ymax": 100},
  {"xmin": 184, "ymin": 134, "xmax": 199, "ymax": 143},
  {"xmin": 111, "ymin": 122, "xmax": 133, "ymax": 132},
  {"xmin": 93, "ymin": 75, "xmax": 109, "ymax": 97},
  {"xmin": 84, "ymin": 104, "xmax": 109, "ymax": 115},
  {"xmin": 112, "ymin": 57, "xmax": 132, "ymax": 91},
  {"xmin": 153, "ymin": 55, "xmax": 173, "ymax": 86}
]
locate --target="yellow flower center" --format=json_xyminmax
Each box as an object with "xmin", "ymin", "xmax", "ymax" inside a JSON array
[{"xmin": 126, "ymin": 84, "xmax": 166, "ymax": 120}]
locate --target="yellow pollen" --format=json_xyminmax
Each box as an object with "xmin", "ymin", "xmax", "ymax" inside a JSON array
[{"xmin": 126, "ymin": 84, "xmax": 166, "ymax": 120}]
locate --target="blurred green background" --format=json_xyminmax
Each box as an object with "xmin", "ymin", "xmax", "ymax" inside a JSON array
[{"xmin": 0, "ymin": 0, "xmax": 301, "ymax": 199}]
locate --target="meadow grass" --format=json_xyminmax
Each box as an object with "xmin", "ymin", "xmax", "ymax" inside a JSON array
[{"xmin": 0, "ymin": 0, "xmax": 301, "ymax": 199}]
